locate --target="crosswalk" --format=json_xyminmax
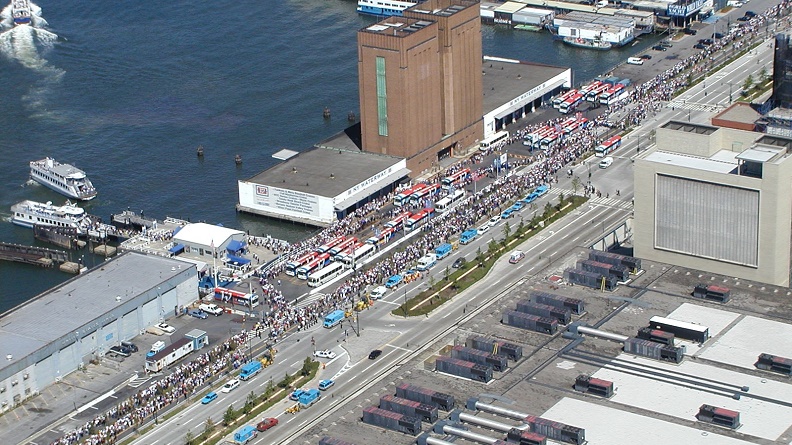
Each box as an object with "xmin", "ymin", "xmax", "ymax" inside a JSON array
[
  {"xmin": 294, "ymin": 292, "xmax": 326, "ymax": 309},
  {"xmin": 666, "ymin": 100, "xmax": 726, "ymax": 112},
  {"xmin": 546, "ymin": 188, "xmax": 633, "ymax": 212}
]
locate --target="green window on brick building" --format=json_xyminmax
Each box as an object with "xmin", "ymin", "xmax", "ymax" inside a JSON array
[{"xmin": 376, "ymin": 56, "xmax": 388, "ymax": 136}]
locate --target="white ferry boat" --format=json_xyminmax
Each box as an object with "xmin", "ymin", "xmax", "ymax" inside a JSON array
[
  {"xmin": 30, "ymin": 158, "xmax": 97, "ymax": 201},
  {"xmin": 357, "ymin": 0, "xmax": 420, "ymax": 16},
  {"xmin": 11, "ymin": 0, "xmax": 32, "ymax": 25},
  {"xmin": 11, "ymin": 200, "xmax": 88, "ymax": 235}
]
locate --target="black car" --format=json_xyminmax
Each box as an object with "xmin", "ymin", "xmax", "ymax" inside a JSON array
[
  {"xmin": 744, "ymin": 10, "xmax": 757, "ymax": 17},
  {"xmin": 737, "ymin": 16, "xmax": 750, "ymax": 21},
  {"xmin": 652, "ymin": 45, "xmax": 667, "ymax": 51},
  {"xmin": 368, "ymin": 349, "xmax": 383, "ymax": 360},
  {"xmin": 121, "ymin": 341, "xmax": 139, "ymax": 353},
  {"xmin": 693, "ymin": 43, "xmax": 706, "ymax": 49},
  {"xmin": 698, "ymin": 38, "xmax": 713, "ymax": 45},
  {"xmin": 683, "ymin": 27, "xmax": 697, "ymax": 35},
  {"xmin": 109, "ymin": 345, "xmax": 131, "ymax": 357},
  {"xmin": 714, "ymin": 32, "xmax": 724, "ymax": 39},
  {"xmin": 452, "ymin": 257, "xmax": 467, "ymax": 268},
  {"xmin": 640, "ymin": 54, "xmax": 652, "ymax": 60}
]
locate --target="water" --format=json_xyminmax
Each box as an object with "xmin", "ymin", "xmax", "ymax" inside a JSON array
[{"xmin": 0, "ymin": 0, "xmax": 659, "ymax": 312}]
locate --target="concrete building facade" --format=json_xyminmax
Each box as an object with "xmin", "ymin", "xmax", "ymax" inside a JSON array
[
  {"xmin": 0, "ymin": 253, "xmax": 196, "ymax": 411},
  {"xmin": 634, "ymin": 121, "xmax": 792, "ymax": 287},
  {"xmin": 358, "ymin": 0, "xmax": 483, "ymax": 176}
]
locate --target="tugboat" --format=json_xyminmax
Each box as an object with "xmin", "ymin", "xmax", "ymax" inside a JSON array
[{"xmin": 29, "ymin": 158, "xmax": 97, "ymax": 201}]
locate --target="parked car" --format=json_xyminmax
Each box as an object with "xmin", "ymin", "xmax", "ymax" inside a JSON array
[
  {"xmin": 452, "ymin": 257, "xmax": 467, "ymax": 269},
  {"xmin": 698, "ymin": 38, "xmax": 713, "ymax": 45},
  {"xmin": 626, "ymin": 57, "xmax": 644, "ymax": 65},
  {"xmin": 199, "ymin": 303, "xmax": 223, "ymax": 316},
  {"xmin": 737, "ymin": 15, "xmax": 750, "ymax": 21},
  {"xmin": 368, "ymin": 349, "xmax": 383, "ymax": 360},
  {"xmin": 318, "ymin": 379, "xmax": 335, "ymax": 391},
  {"xmin": 109, "ymin": 345, "xmax": 130, "ymax": 357},
  {"xmin": 289, "ymin": 389, "xmax": 307, "ymax": 401},
  {"xmin": 221, "ymin": 379, "xmax": 240, "ymax": 393},
  {"xmin": 256, "ymin": 418, "xmax": 279, "ymax": 432},
  {"xmin": 188, "ymin": 308, "xmax": 208, "ymax": 319},
  {"xmin": 120, "ymin": 341, "xmax": 138, "ymax": 353},
  {"xmin": 683, "ymin": 27, "xmax": 697, "ymax": 35},
  {"xmin": 652, "ymin": 45, "xmax": 667, "ymax": 51},
  {"xmin": 201, "ymin": 392, "xmax": 218, "ymax": 405},
  {"xmin": 714, "ymin": 32, "xmax": 725, "ymax": 39},
  {"xmin": 157, "ymin": 322, "xmax": 176, "ymax": 333},
  {"xmin": 314, "ymin": 349, "xmax": 337, "ymax": 359},
  {"xmin": 744, "ymin": 10, "xmax": 756, "ymax": 17},
  {"xmin": 639, "ymin": 54, "xmax": 652, "ymax": 60},
  {"xmin": 693, "ymin": 43, "xmax": 706, "ymax": 49}
]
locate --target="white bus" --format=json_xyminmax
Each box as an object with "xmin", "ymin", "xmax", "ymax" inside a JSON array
[
  {"xmin": 435, "ymin": 189, "xmax": 466, "ymax": 212},
  {"xmin": 307, "ymin": 261, "xmax": 344, "ymax": 287},
  {"xmin": 479, "ymin": 131, "xmax": 509, "ymax": 151},
  {"xmin": 340, "ymin": 243, "xmax": 376, "ymax": 267}
]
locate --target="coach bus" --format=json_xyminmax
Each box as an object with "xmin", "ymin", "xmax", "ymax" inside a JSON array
[
  {"xmin": 435, "ymin": 189, "xmax": 466, "ymax": 212},
  {"xmin": 316, "ymin": 236, "xmax": 346, "ymax": 254},
  {"xmin": 558, "ymin": 93, "xmax": 583, "ymax": 114},
  {"xmin": 285, "ymin": 251, "xmax": 316, "ymax": 277},
  {"xmin": 307, "ymin": 261, "xmax": 345, "ymax": 287},
  {"xmin": 296, "ymin": 252, "xmax": 332, "ymax": 280},
  {"xmin": 479, "ymin": 130, "xmax": 509, "ymax": 151},
  {"xmin": 366, "ymin": 226, "xmax": 396, "ymax": 246},
  {"xmin": 385, "ymin": 211, "xmax": 412, "ymax": 231},
  {"xmin": 409, "ymin": 183, "xmax": 441, "ymax": 206},
  {"xmin": 552, "ymin": 89, "xmax": 578, "ymax": 108},
  {"xmin": 329, "ymin": 237, "xmax": 358, "ymax": 257},
  {"xmin": 393, "ymin": 184, "xmax": 427, "ymax": 207},
  {"xmin": 594, "ymin": 135, "xmax": 622, "ymax": 157},
  {"xmin": 441, "ymin": 168, "xmax": 471, "ymax": 190},
  {"xmin": 405, "ymin": 208, "xmax": 434, "ymax": 231},
  {"xmin": 214, "ymin": 287, "xmax": 260, "ymax": 308},
  {"xmin": 340, "ymin": 243, "xmax": 376, "ymax": 267}
]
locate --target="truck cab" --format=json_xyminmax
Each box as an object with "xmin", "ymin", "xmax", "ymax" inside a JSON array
[{"xmin": 385, "ymin": 274, "xmax": 403, "ymax": 288}]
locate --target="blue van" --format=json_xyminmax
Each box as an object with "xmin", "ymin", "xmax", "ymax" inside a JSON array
[{"xmin": 385, "ymin": 274, "xmax": 403, "ymax": 288}]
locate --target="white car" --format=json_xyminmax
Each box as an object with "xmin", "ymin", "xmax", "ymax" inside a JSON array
[
  {"xmin": 626, "ymin": 57, "xmax": 644, "ymax": 65},
  {"xmin": 488, "ymin": 215, "xmax": 501, "ymax": 228},
  {"xmin": 314, "ymin": 350, "xmax": 337, "ymax": 359},
  {"xmin": 369, "ymin": 286, "xmax": 387, "ymax": 300},
  {"xmin": 199, "ymin": 303, "xmax": 223, "ymax": 316},
  {"xmin": 221, "ymin": 378, "xmax": 240, "ymax": 393},
  {"xmin": 157, "ymin": 322, "xmax": 176, "ymax": 334},
  {"xmin": 478, "ymin": 224, "xmax": 490, "ymax": 234}
]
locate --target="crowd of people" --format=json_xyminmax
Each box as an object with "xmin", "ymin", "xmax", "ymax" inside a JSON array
[{"xmin": 51, "ymin": 4, "xmax": 792, "ymax": 444}]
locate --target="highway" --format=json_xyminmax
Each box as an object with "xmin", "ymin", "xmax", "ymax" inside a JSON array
[{"xmin": 91, "ymin": 18, "xmax": 780, "ymax": 445}]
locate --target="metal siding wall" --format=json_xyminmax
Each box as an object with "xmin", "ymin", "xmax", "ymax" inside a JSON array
[
  {"xmin": 121, "ymin": 310, "xmax": 138, "ymax": 340},
  {"xmin": 141, "ymin": 300, "xmax": 158, "ymax": 327},
  {"xmin": 655, "ymin": 175, "xmax": 759, "ymax": 266}
]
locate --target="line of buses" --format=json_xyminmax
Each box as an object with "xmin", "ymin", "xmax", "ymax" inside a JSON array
[
  {"xmin": 393, "ymin": 168, "xmax": 471, "ymax": 207},
  {"xmin": 551, "ymin": 80, "xmax": 631, "ymax": 114},
  {"xmin": 523, "ymin": 115, "xmax": 589, "ymax": 151}
]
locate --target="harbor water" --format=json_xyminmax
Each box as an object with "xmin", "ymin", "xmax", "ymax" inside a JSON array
[{"xmin": 0, "ymin": 0, "xmax": 660, "ymax": 312}]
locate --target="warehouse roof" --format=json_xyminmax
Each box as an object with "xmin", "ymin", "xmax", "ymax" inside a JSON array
[
  {"xmin": 0, "ymin": 252, "xmax": 191, "ymax": 374},
  {"xmin": 483, "ymin": 57, "xmax": 569, "ymax": 115}
]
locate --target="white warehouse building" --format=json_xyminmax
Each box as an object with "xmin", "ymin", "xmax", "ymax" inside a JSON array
[{"xmin": 0, "ymin": 252, "xmax": 197, "ymax": 411}]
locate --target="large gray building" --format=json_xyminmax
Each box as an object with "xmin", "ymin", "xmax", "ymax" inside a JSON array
[
  {"xmin": 0, "ymin": 252, "xmax": 197, "ymax": 411},
  {"xmin": 634, "ymin": 121, "xmax": 792, "ymax": 287}
]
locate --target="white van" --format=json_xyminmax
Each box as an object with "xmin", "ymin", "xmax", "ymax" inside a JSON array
[
  {"xmin": 199, "ymin": 303, "xmax": 223, "ymax": 316},
  {"xmin": 221, "ymin": 378, "xmax": 240, "ymax": 393},
  {"xmin": 369, "ymin": 286, "xmax": 387, "ymax": 300},
  {"xmin": 627, "ymin": 57, "xmax": 644, "ymax": 65},
  {"xmin": 599, "ymin": 156, "xmax": 614, "ymax": 169}
]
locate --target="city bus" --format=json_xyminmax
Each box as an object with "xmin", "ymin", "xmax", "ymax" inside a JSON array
[
  {"xmin": 328, "ymin": 237, "xmax": 358, "ymax": 257},
  {"xmin": 366, "ymin": 226, "xmax": 396, "ymax": 245},
  {"xmin": 335, "ymin": 241, "xmax": 364, "ymax": 263},
  {"xmin": 540, "ymin": 130, "xmax": 563, "ymax": 150},
  {"xmin": 385, "ymin": 211, "xmax": 412, "ymax": 231},
  {"xmin": 525, "ymin": 126, "xmax": 554, "ymax": 150},
  {"xmin": 316, "ymin": 236, "xmax": 346, "ymax": 254},
  {"xmin": 599, "ymin": 84, "xmax": 628, "ymax": 105},
  {"xmin": 479, "ymin": 130, "xmax": 509, "ymax": 151},
  {"xmin": 393, "ymin": 183, "xmax": 427, "ymax": 207},
  {"xmin": 595, "ymin": 135, "xmax": 622, "ymax": 157},
  {"xmin": 307, "ymin": 261, "xmax": 344, "ymax": 287},
  {"xmin": 441, "ymin": 168, "xmax": 470, "ymax": 190},
  {"xmin": 405, "ymin": 207, "xmax": 434, "ymax": 230},
  {"xmin": 552, "ymin": 89, "xmax": 578, "ymax": 108},
  {"xmin": 340, "ymin": 243, "xmax": 376, "ymax": 267},
  {"xmin": 296, "ymin": 252, "xmax": 332, "ymax": 280},
  {"xmin": 214, "ymin": 287, "xmax": 260, "ymax": 308},
  {"xmin": 558, "ymin": 93, "xmax": 583, "ymax": 114},
  {"xmin": 584, "ymin": 82, "xmax": 610, "ymax": 102},
  {"xmin": 285, "ymin": 251, "xmax": 316, "ymax": 277},
  {"xmin": 435, "ymin": 189, "xmax": 466, "ymax": 212},
  {"xmin": 409, "ymin": 183, "xmax": 441, "ymax": 207}
]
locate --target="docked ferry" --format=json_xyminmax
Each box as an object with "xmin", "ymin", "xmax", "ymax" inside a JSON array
[
  {"xmin": 356, "ymin": 0, "xmax": 421, "ymax": 16},
  {"xmin": 11, "ymin": 200, "xmax": 88, "ymax": 235},
  {"xmin": 30, "ymin": 158, "xmax": 97, "ymax": 201},
  {"xmin": 562, "ymin": 36, "xmax": 612, "ymax": 51},
  {"xmin": 11, "ymin": 0, "xmax": 32, "ymax": 25}
]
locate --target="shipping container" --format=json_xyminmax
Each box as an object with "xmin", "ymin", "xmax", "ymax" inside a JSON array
[
  {"xmin": 696, "ymin": 404, "xmax": 740, "ymax": 429},
  {"xmin": 515, "ymin": 300, "xmax": 571, "ymax": 325},
  {"xmin": 502, "ymin": 310, "xmax": 558, "ymax": 335},
  {"xmin": 577, "ymin": 259, "xmax": 630, "ymax": 281},
  {"xmin": 362, "ymin": 406, "xmax": 421, "ymax": 436},
  {"xmin": 379, "ymin": 395, "xmax": 439, "ymax": 423},
  {"xmin": 636, "ymin": 327, "xmax": 675, "ymax": 346},
  {"xmin": 506, "ymin": 428, "xmax": 547, "ymax": 445},
  {"xmin": 466, "ymin": 336, "xmax": 523, "ymax": 361},
  {"xmin": 435, "ymin": 356, "xmax": 493, "ymax": 382},
  {"xmin": 451, "ymin": 345, "xmax": 509, "ymax": 372},
  {"xmin": 692, "ymin": 284, "xmax": 731, "ymax": 302},
  {"xmin": 649, "ymin": 316, "xmax": 709, "ymax": 343},
  {"xmin": 318, "ymin": 438, "xmax": 357, "ymax": 445},
  {"xmin": 395, "ymin": 383, "xmax": 455, "ymax": 411},
  {"xmin": 523, "ymin": 415, "xmax": 585, "ymax": 445},
  {"xmin": 530, "ymin": 291, "xmax": 585, "ymax": 315},
  {"xmin": 588, "ymin": 250, "xmax": 641, "ymax": 272},
  {"xmin": 563, "ymin": 268, "xmax": 617, "ymax": 291},
  {"xmin": 573, "ymin": 375, "xmax": 614, "ymax": 398},
  {"xmin": 623, "ymin": 337, "xmax": 684, "ymax": 363},
  {"xmin": 755, "ymin": 353, "xmax": 792, "ymax": 375}
]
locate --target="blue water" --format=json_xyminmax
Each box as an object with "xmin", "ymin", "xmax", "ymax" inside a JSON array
[{"xmin": 0, "ymin": 0, "xmax": 659, "ymax": 312}]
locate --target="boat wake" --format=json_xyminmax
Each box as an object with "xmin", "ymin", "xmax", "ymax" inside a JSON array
[{"xmin": 0, "ymin": 2, "xmax": 60, "ymax": 74}]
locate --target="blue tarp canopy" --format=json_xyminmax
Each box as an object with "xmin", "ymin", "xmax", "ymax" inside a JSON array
[
  {"xmin": 226, "ymin": 254, "xmax": 250, "ymax": 265},
  {"xmin": 169, "ymin": 243, "xmax": 185, "ymax": 254},
  {"xmin": 226, "ymin": 239, "xmax": 245, "ymax": 253}
]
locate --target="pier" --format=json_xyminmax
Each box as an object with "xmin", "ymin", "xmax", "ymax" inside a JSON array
[{"xmin": 0, "ymin": 242, "xmax": 70, "ymax": 268}]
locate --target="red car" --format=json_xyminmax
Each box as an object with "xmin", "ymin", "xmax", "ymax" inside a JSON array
[{"xmin": 256, "ymin": 417, "xmax": 279, "ymax": 432}]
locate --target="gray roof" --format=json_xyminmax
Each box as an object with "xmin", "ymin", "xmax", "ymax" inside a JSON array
[
  {"xmin": 645, "ymin": 150, "xmax": 737, "ymax": 174},
  {"xmin": 661, "ymin": 120, "xmax": 718, "ymax": 135},
  {"xmin": 0, "ymin": 252, "xmax": 192, "ymax": 373},
  {"xmin": 483, "ymin": 58, "xmax": 569, "ymax": 115},
  {"xmin": 244, "ymin": 147, "xmax": 404, "ymax": 199}
]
